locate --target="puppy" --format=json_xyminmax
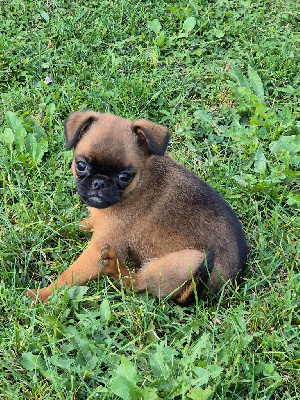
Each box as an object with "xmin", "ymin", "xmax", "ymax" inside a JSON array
[{"xmin": 27, "ymin": 111, "xmax": 247, "ymax": 305}]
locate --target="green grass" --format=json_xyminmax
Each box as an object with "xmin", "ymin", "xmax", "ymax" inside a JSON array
[{"xmin": 0, "ymin": 0, "xmax": 299, "ymax": 398}]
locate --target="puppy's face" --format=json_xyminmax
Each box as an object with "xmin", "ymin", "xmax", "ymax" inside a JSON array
[
  {"xmin": 64, "ymin": 112, "xmax": 170, "ymax": 209},
  {"xmin": 73, "ymin": 154, "xmax": 136, "ymax": 209}
]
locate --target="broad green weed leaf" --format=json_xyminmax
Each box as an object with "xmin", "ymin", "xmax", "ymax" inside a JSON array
[
  {"xmin": 2, "ymin": 111, "xmax": 48, "ymax": 163},
  {"xmin": 285, "ymin": 153, "xmax": 298, "ymax": 166},
  {"xmin": 150, "ymin": 345, "xmax": 178, "ymax": 378},
  {"xmin": 100, "ymin": 298, "xmax": 111, "ymax": 325},
  {"xmin": 116, "ymin": 356, "xmax": 140, "ymax": 385},
  {"xmin": 21, "ymin": 352, "xmax": 51, "ymax": 379},
  {"xmin": 40, "ymin": 9, "xmax": 49, "ymax": 23},
  {"xmin": 35, "ymin": 138, "xmax": 48, "ymax": 164},
  {"xmin": 187, "ymin": 387, "xmax": 214, "ymax": 400},
  {"xmin": 214, "ymin": 28, "xmax": 225, "ymax": 38},
  {"xmin": 287, "ymin": 193, "xmax": 300, "ymax": 206},
  {"xmin": 21, "ymin": 352, "xmax": 44, "ymax": 371},
  {"xmin": 206, "ymin": 364, "xmax": 223, "ymax": 379},
  {"xmin": 25, "ymin": 134, "xmax": 48, "ymax": 164},
  {"xmin": 183, "ymin": 17, "xmax": 196, "ymax": 34},
  {"xmin": 111, "ymin": 375, "xmax": 139, "ymax": 400},
  {"xmin": 194, "ymin": 110, "xmax": 213, "ymax": 125},
  {"xmin": 156, "ymin": 32, "xmax": 165, "ymax": 47},
  {"xmin": 232, "ymin": 175, "xmax": 248, "ymax": 186},
  {"xmin": 192, "ymin": 367, "xmax": 210, "ymax": 385},
  {"xmin": 240, "ymin": 334, "xmax": 254, "ymax": 349},
  {"xmin": 61, "ymin": 325, "xmax": 80, "ymax": 340},
  {"xmin": 227, "ymin": 64, "xmax": 249, "ymax": 89},
  {"xmin": 148, "ymin": 19, "xmax": 161, "ymax": 35},
  {"xmin": 248, "ymin": 65, "xmax": 264, "ymax": 102},
  {"xmin": 190, "ymin": 333, "xmax": 209, "ymax": 362},
  {"xmin": 23, "ymin": 116, "xmax": 45, "ymax": 135},
  {"xmin": 234, "ymin": 307, "xmax": 247, "ymax": 332},
  {"xmin": 139, "ymin": 387, "xmax": 161, "ymax": 400},
  {"xmin": 254, "ymin": 362, "xmax": 281, "ymax": 382},
  {"xmin": 150, "ymin": 351, "xmax": 167, "ymax": 377},
  {"xmin": 66, "ymin": 285, "xmax": 89, "ymax": 300},
  {"xmin": 5, "ymin": 111, "xmax": 23, "ymax": 133},
  {"xmin": 270, "ymin": 135, "xmax": 300, "ymax": 166},
  {"xmin": 49, "ymin": 355, "xmax": 73, "ymax": 369},
  {"xmin": 111, "ymin": 357, "xmax": 140, "ymax": 400},
  {"xmin": 14, "ymin": 126, "xmax": 26, "ymax": 150},
  {"xmin": 277, "ymin": 85, "xmax": 297, "ymax": 95},
  {"xmin": 0, "ymin": 128, "xmax": 14, "ymax": 149},
  {"xmin": 262, "ymin": 363, "xmax": 275, "ymax": 375},
  {"xmin": 145, "ymin": 321, "xmax": 158, "ymax": 344},
  {"xmin": 46, "ymin": 102, "xmax": 56, "ymax": 117},
  {"xmin": 254, "ymin": 144, "xmax": 267, "ymax": 174}
]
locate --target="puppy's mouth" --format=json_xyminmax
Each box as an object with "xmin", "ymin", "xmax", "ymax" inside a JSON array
[{"xmin": 78, "ymin": 188, "xmax": 120, "ymax": 209}]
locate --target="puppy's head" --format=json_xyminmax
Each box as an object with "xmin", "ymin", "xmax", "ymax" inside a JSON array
[{"xmin": 64, "ymin": 111, "xmax": 170, "ymax": 209}]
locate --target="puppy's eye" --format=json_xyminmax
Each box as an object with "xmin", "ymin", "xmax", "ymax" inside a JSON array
[
  {"xmin": 118, "ymin": 172, "xmax": 132, "ymax": 183},
  {"xmin": 116, "ymin": 171, "xmax": 133, "ymax": 187},
  {"xmin": 75, "ymin": 161, "xmax": 88, "ymax": 174}
]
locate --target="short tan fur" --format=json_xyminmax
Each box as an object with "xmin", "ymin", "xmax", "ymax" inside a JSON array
[{"xmin": 26, "ymin": 111, "xmax": 247, "ymax": 305}]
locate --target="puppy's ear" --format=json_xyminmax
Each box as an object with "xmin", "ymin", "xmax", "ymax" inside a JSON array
[
  {"xmin": 64, "ymin": 111, "xmax": 99, "ymax": 150},
  {"xmin": 132, "ymin": 119, "xmax": 170, "ymax": 156}
]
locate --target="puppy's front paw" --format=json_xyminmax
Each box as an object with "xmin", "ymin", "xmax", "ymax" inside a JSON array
[
  {"xmin": 99, "ymin": 244, "xmax": 119, "ymax": 276},
  {"xmin": 24, "ymin": 287, "xmax": 52, "ymax": 303},
  {"xmin": 24, "ymin": 288, "xmax": 37, "ymax": 301}
]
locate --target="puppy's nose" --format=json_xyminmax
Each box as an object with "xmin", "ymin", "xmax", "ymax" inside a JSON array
[{"xmin": 92, "ymin": 178, "xmax": 108, "ymax": 190}]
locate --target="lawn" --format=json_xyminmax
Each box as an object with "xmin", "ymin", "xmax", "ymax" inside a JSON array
[{"xmin": 0, "ymin": 0, "xmax": 299, "ymax": 399}]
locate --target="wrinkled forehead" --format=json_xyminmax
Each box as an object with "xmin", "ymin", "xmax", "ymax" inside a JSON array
[{"xmin": 73, "ymin": 115, "xmax": 141, "ymax": 168}]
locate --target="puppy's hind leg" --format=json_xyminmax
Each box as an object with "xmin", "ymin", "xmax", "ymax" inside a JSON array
[
  {"xmin": 99, "ymin": 246, "xmax": 215, "ymax": 305},
  {"xmin": 133, "ymin": 248, "xmax": 215, "ymax": 305}
]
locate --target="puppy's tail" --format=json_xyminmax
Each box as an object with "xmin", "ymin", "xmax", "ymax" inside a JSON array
[{"xmin": 172, "ymin": 245, "xmax": 215, "ymax": 306}]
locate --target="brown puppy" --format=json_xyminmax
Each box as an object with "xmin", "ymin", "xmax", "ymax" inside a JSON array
[{"xmin": 27, "ymin": 111, "xmax": 247, "ymax": 305}]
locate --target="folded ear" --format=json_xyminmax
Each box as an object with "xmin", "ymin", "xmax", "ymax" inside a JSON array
[
  {"xmin": 132, "ymin": 119, "xmax": 170, "ymax": 156},
  {"xmin": 64, "ymin": 111, "xmax": 99, "ymax": 150}
]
